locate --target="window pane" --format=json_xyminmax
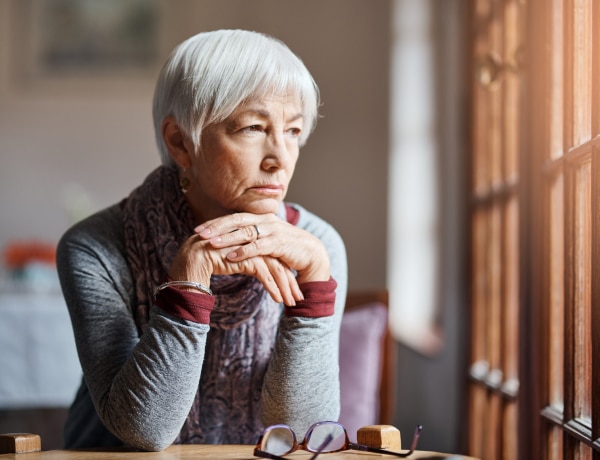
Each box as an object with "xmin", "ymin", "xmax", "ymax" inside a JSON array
[
  {"xmin": 548, "ymin": 173, "xmax": 565, "ymax": 409},
  {"xmin": 487, "ymin": 205, "xmax": 502, "ymax": 373},
  {"xmin": 502, "ymin": 0, "xmax": 521, "ymax": 180},
  {"xmin": 593, "ymin": 1, "xmax": 600, "ymax": 136},
  {"xmin": 485, "ymin": 394, "xmax": 502, "ymax": 460},
  {"xmin": 546, "ymin": 425, "xmax": 563, "ymax": 460},
  {"xmin": 549, "ymin": 0, "xmax": 564, "ymax": 160},
  {"xmin": 468, "ymin": 384, "xmax": 487, "ymax": 456},
  {"xmin": 564, "ymin": 0, "xmax": 593, "ymax": 147},
  {"xmin": 572, "ymin": 160, "xmax": 592, "ymax": 423},
  {"xmin": 472, "ymin": 208, "xmax": 489, "ymax": 364},
  {"xmin": 502, "ymin": 400, "xmax": 518, "ymax": 459},
  {"xmin": 502, "ymin": 196, "xmax": 519, "ymax": 382},
  {"xmin": 593, "ymin": 144, "xmax": 600, "ymax": 442},
  {"xmin": 575, "ymin": 442, "xmax": 593, "ymax": 460}
]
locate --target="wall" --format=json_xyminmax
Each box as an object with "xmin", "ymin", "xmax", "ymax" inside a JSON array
[{"xmin": 0, "ymin": 0, "xmax": 390, "ymax": 291}]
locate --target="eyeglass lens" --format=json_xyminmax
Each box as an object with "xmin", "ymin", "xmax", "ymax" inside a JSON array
[
  {"xmin": 261, "ymin": 427, "xmax": 296, "ymax": 456},
  {"xmin": 260, "ymin": 422, "xmax": 346, "ymax": 455},
  {"xmin": 306, "ymin": 423, "xmax": 346, "ymax": 452}
]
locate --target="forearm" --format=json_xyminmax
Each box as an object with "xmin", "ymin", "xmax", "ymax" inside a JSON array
[
  {"xmin": 89, "ymin": 309, "xmax": 209, "ymax": 451},
  {"xmin": 261, "ymin": 313, "xmax": 341, "ymax": 437},
  {"xmin": 58, "ymin": 220, "xmax": 211, "ymax": 451},
  {"xmin": 261, "ymin": 276, "xmax": 344, "ymax": 437},
  {"xmin": 260, "ymin": 204, "xmax": 349, "ymax": 437}
]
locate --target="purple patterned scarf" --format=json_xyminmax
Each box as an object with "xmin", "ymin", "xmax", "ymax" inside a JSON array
[{"xmin": 122, "ymin": 166, "xmax": 281, "ymax": 444}]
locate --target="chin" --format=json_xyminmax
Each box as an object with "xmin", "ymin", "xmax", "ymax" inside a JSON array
[{"xmin": 241, "ymin": 200, "xmax": 281, "ymax": 215}]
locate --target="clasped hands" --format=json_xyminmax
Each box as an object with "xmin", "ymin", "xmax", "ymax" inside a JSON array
[{"xmin": 168, "ymin": 212, "xmax": 330, "ymax": 306}]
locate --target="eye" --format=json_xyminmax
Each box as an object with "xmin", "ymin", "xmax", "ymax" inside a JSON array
[
  {"xmin": 286, "ymin": 127, "xmax": 302, "ymax": 138},
  {"xmin": 244, "ymin": 125, "xmax": 264, "ymax": 133}
]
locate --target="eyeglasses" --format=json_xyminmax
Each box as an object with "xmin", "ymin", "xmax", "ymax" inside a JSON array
[{"xmin": 254, "ymin": 421, "xmax": 423, "ymax": 459}]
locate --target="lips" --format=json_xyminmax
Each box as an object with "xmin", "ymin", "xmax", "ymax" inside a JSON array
[{"xmin": 251, "ymin": 184, "xmax": 284, "ymax": 194}]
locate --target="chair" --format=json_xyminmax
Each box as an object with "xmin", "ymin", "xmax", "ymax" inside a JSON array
[{"xmin": 338, "ymin": 289, "xmax": 395, "ymax": 440}]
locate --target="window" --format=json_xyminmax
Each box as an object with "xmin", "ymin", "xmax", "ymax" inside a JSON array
[{"xmin": 466, "ymin": 0, "xmax": 600, "ymax": 458}]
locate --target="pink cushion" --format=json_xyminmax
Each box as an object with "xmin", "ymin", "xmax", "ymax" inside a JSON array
[{"xmin": 338, "ymin": 302, "xmax": 388, "ymax": 441}]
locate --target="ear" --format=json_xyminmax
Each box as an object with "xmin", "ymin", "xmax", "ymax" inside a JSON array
[{"xmin": 162, "ymin": 116, "xmax": 194, "ymax": 169}]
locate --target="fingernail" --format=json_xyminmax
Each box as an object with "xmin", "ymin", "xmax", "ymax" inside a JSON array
[
  {"xmin": 196, "ymin": 226, "xmax": 211, "ymax": 237},
  {"xmin": 226, "ymin": 251, "xmax": 238, "ymax": 260},
  {"xmin": 210, "ymin": 237, "xmax": 222, "ymax": 244}
]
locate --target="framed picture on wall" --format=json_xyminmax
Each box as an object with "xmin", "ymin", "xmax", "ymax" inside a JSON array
[{"xmin": 10, "ymin": 0, "xmax": 164, "ymax": 93}]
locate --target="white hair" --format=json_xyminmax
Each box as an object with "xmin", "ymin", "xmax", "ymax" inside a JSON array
[{"xmin": 152, "ymin": 29, "xmax": 320, "ymax": 168}]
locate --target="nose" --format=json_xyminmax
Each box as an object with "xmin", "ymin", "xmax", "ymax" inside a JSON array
[{"xmin": 261, "ymin": 132, "xmax": 292, "ymax": 171}]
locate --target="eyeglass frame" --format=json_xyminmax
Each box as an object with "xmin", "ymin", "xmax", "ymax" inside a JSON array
[{"xmin": 254, "ymin": 420, "xmax": 423, "ymax": 459}]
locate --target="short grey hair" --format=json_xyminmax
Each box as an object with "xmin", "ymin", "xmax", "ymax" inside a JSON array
[{"xmin": 152, "ymin": 29, "xmax": 320, "ymax": 168}]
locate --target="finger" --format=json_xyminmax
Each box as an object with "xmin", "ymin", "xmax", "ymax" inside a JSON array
[
  {"xmin": 208, "ymin": 224, "xmax": 262, "ymax": 248},
  {"xmin": 230, "ymin": 256, "xmax": 299, "ymax": 306},
  {"xmin": 264, "ymin": 258, "xmax": 299, "ymax": 306},
  {"xmin": 249, "ymin": 258, "xmax": 285, "ymax": 304},
  {"xmin": 253, "ymin": 224, "xmax": 264, "ymax": 240},
  {"xmin": 286, "ymin": 268, "xmax": 304, "ymax": 302},
  {"xmin": 225, "ymin": 237, "xmax": 260, "ymax": 261},
  {"xmin": 195, "ymin": 213, "xmax": 260, "ymax": 239}
]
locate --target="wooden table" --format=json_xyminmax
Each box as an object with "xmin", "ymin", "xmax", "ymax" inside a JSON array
[{"xmin": 0, "ymin": 444, "xmax": 479, "ymax": 459}]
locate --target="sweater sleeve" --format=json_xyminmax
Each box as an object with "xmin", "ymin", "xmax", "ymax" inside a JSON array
[
  {"xmin": 57, "ymin": 205, "xmax": 210, "ymax": 451},
  {"xmin": 260, "ymin": 203, "xmax": 348, "ymax": 438}
]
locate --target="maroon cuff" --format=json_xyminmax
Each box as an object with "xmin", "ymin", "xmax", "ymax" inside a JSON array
[
  {"xmin": 155, "ymin": 285, "xmax": 215, "ymax": 324},
  {"xmin": 285, "ymin": 203, "xmax": 300, "ymax": 225},
  {"xmin": 285, "ymin": 277, "xmax": 337, "ymax": 318}
]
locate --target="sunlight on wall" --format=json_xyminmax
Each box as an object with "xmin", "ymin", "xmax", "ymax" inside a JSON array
[{"xmin": 388, "ymin": 0, "xmax": 442, "ymax": 355}]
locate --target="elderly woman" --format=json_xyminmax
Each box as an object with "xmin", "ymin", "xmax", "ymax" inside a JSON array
[{"xmin": 57, "ymin": 29, "xmax": 347, "ymax": 451}]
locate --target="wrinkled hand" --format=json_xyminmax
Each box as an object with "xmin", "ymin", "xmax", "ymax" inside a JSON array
[
  {"xmin": 168, "ymin": 233, "xmax": 300, "ymax": 305},
  {"xmin": 191, "ymin": 212, "xmax": 331, "ymax": 303}
]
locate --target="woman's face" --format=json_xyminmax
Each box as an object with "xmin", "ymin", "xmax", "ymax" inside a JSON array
[{"xmin": 185, "ymin": 94, "xmax": 304, "ymax": 223}]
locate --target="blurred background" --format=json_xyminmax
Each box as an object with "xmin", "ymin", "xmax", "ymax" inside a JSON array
[{"xmin": 0, "ymin": 0, "xmax": 468, "ymax": 454}]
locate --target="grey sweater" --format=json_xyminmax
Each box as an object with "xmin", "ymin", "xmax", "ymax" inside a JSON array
[{"xmin": 57, "ymin": 202, "xmax": 347, "ymax": 451}]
